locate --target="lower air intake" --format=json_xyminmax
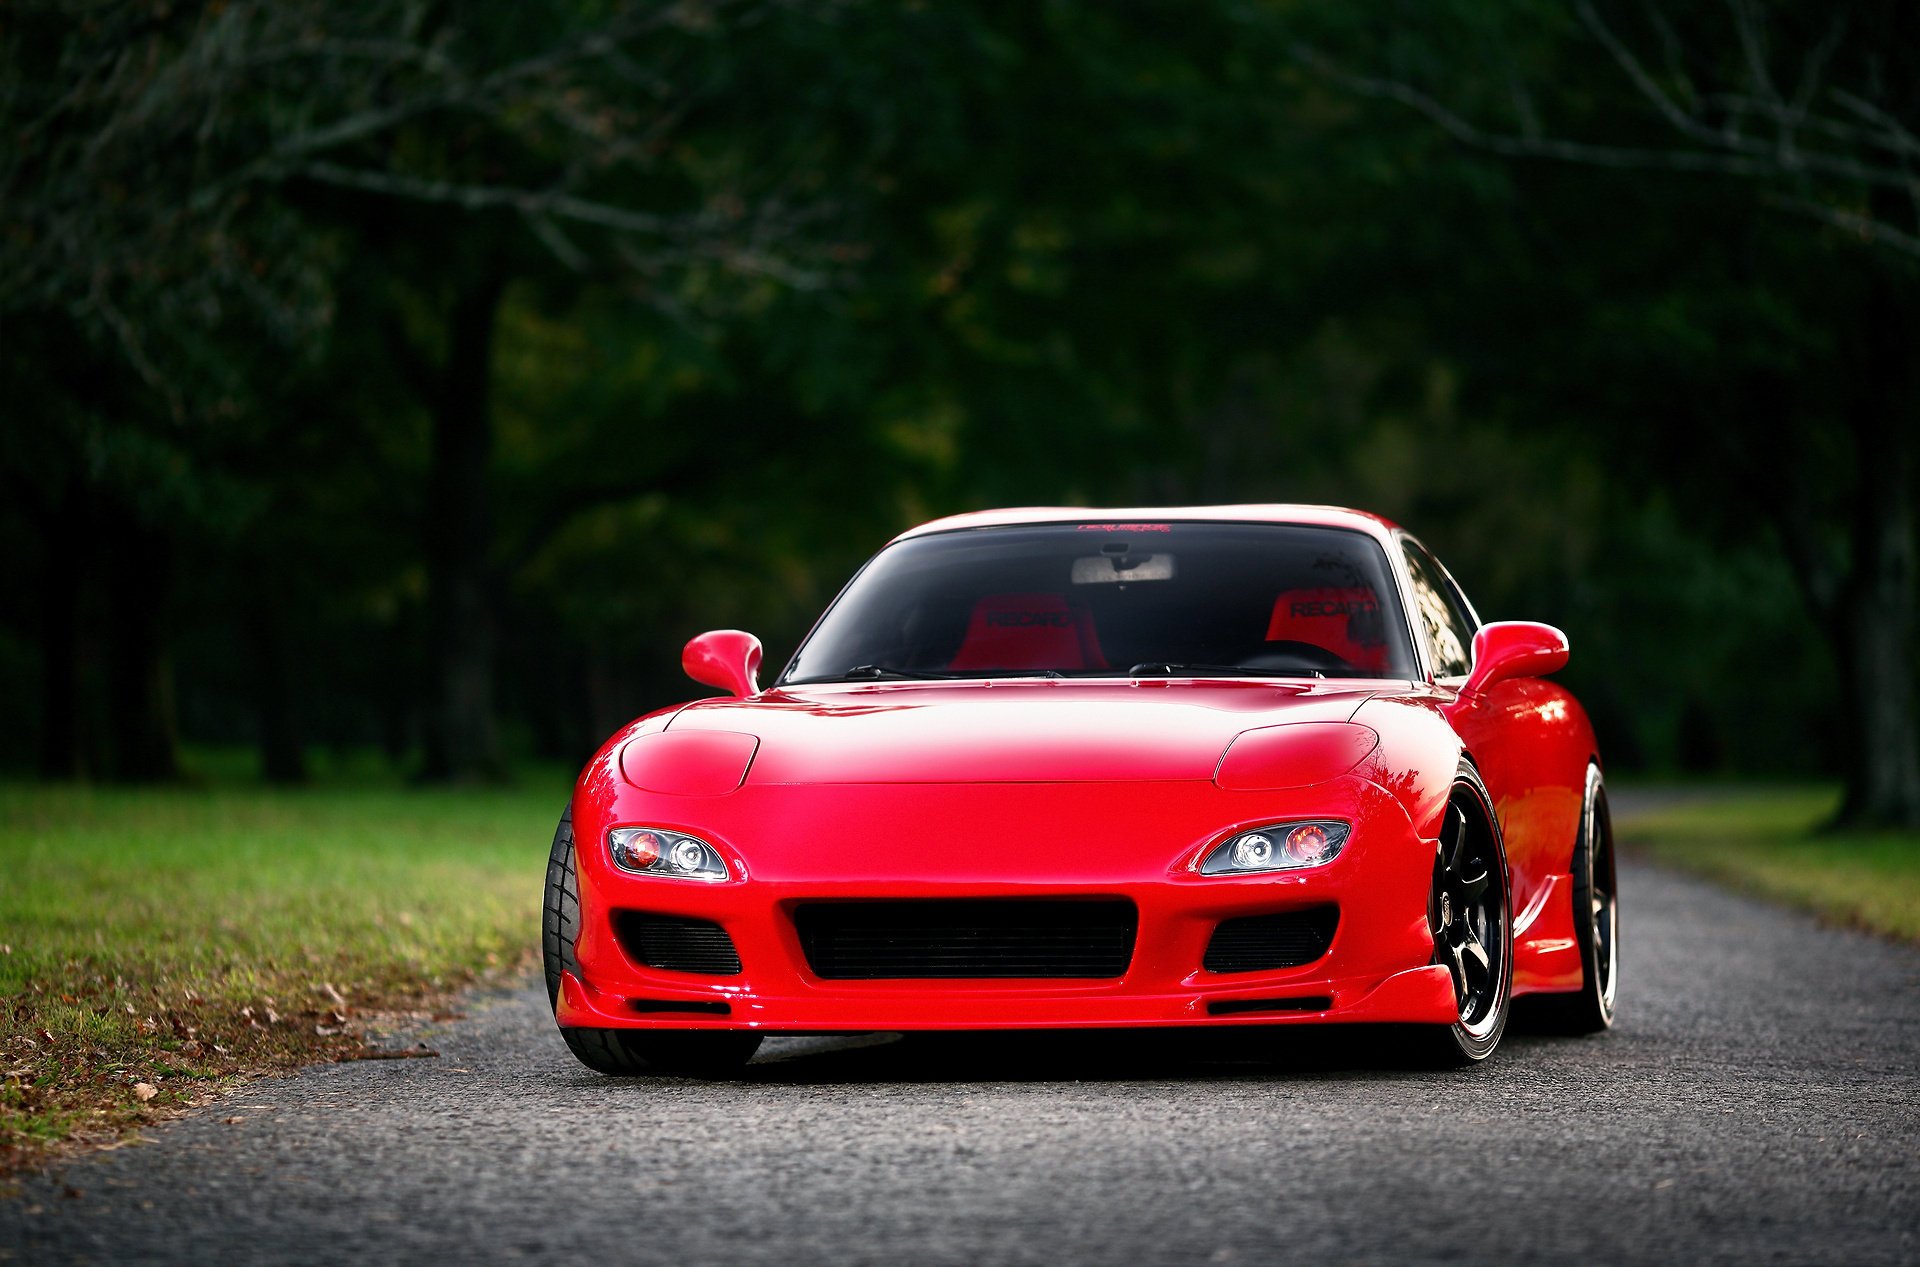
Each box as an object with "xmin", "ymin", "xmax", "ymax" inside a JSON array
[
  {"xmin": 1203, "ymin": 906, "xmax": 1339, "ymax": 973},
  {"xmin": 795, "ymin": 899, "xmax": 1137, "ymax": 979},
  {"xmin": 612, "ymin": 911, "xmax": 742, "ymax": 975}
]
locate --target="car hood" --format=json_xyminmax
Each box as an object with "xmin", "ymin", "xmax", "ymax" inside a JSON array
[{"xmin": 659, "ymin": 680, "xmax": 1382, "ymax": 784}]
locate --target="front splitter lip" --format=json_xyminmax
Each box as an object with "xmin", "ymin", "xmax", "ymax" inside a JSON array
[{"xmin": 554, "ymin": 963, "xmax": 1459, "ymax": 1031}]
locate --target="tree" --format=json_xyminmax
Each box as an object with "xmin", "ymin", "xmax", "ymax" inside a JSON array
[
  {"xmin": 2, "ymin": 0, "xmax": 844, "ymax": 781},
  {"xmin": 1293, "ymin": 0, "xmax": 1920, "ymax": 826}
]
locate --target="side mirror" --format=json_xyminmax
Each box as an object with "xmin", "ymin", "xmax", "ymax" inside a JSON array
[
  {"xmin": 683, "ymin": 630, "xmax": 763, "ymax": 699},
  {"xmin": 1461, "ymin": 621, "xmax": 1568, "ymax": 696}
]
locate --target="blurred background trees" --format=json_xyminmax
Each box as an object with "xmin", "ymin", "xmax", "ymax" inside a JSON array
[{"xmin": 2, "ymin": 0, "xmax": 1914, "ymax": 824}]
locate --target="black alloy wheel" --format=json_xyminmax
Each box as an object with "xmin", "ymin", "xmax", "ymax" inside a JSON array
[
  {"xmin": 1535, "ymin": 764, "xmax": 1619, "ymax": 1033},
  {"xmin": 543, "ymin": 808, "xmax": 762, "ymax": 1077},
  {"xmin": 1421, "ymin": 765, "xmax": 1512, "ymax": 1064}
]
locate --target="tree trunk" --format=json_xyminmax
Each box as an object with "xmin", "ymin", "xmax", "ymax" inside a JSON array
[
  {"xmin": 1831, "ymin": 272, "xmax": 1920, "ymax": 829},
  {"xmin": 420, "ymin": 267, "xmax": 508, "ymax": 782},
  {"xmin": 248, "ymin": 581, "xmax": 307, "ymax": 785},
  {"xmin": 105, "ymin": 515, "xmax": 181, "ymax": 782},
  {"xmin": 36, "ymin": 485, "xmax": 88, "ymax": 780},
  {"xmin": 1832, "ymin": 527, "xmax": 1920, "ymax": 828}
]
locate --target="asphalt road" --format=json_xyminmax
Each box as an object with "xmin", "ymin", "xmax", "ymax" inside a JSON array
[{"xmin": 4, "ymin": 860, "xmax": 1917, "ymax": 1266}]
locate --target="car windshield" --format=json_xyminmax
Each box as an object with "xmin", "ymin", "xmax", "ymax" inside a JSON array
[{"xmin": 782, "ymin": 522, "xmax": 1419, "ymax": 683}]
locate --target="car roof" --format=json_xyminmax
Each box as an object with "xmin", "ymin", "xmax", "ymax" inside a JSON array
[{"xmin": 891, "ymin": 504, "xmax": 1403, "ymax": 544}]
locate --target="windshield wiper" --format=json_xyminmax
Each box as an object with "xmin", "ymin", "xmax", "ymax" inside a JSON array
[
  {"xmin": 1128, "ymin": 662, "xmax": 1325, "ymax": 679},
  {"xmin": 836, "ymin": 664, "xmax": 947, "ymax": 680}
]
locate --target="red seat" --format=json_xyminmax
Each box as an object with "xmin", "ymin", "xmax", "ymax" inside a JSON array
[
  {"xmin": 1266, "ymin": 586, "xmax": 1390, "ymax": 672},
  {"xmin": 949, "ymin": 592, "xmax": 1107, "ymax": 672}
]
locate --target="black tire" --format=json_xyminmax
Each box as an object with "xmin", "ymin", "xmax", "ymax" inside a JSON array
[
  {"xmin": 542, "ymin": 808, "xmax": 762, "ymax": 1076},
  {"xmin": 1532, "ymin": 765, "xmax": 1619, "ymax": 1034},
  {"xmin": 1411, "ymin": 761, "xmax": 1514, "ymax": 1066}
]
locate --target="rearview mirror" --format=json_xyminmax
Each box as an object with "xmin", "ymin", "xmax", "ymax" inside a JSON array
[
  {"xmin": 1461, "ymin": 621, "xmax": 1568, "ymax": 696},
  {"xmin": 683, "ymin": 630, "xmax": 763, "ymax": 698}
]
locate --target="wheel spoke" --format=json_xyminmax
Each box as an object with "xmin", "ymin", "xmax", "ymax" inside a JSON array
[
  {"xmin": 1456, "ymin": 868, "xmax": 1489, "ymax": 903},
  {"xmin": 1439, "ymin": 804, "xmax": 1467, "ymax": 876},
  {"xmin": 1442, "ymin": 938, "xmax": 1468, "ymax": 1004},
  {"xmin": 1459, "ymin": 927, "xmax": 1491, "ymax": 990}
]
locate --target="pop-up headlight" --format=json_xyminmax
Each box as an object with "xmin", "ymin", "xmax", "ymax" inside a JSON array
[
  {"xmin": 1199, "ymin": 821, "xmax": 1349, "ymax": 875},
  {"xmin": 607, "ymin": 827, "xmax": 730, "ymax": 881}
]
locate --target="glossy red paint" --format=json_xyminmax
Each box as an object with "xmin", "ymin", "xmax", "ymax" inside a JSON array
[
  {"xmin": 1214, "ymin": 721, "xmax": 1381, "ymax": 791},
  {"xmin": 558, "ymin": 505, "xmax": 1602, "ymax": 1037},
  {"xmin": 682, "ymin": 629, "xmax": 762, "ymax": 699},
  {"xmin": 1461, "ymin": 621, "xmax": 1571, "ymax": 697},
  {"xmin": 617, "ymin": 730, "xmax": 759, "ymax": 797}
]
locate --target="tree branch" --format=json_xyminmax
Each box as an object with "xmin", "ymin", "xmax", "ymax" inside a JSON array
[
  {"xmin": 1290, "ymin": 0, "xmax": 1920, "ymax": 267},
  {"xmin": 1767, "ymin": 195, "xmax": 1920, "ymax": 261}
]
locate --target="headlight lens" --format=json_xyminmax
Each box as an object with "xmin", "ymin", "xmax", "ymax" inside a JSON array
[
  {"xmin": 1200, "ymin": 821, "xmax": 1349, "ymax": 875},
  {"xmin": 608, "ymin": 827, "xmax": 730, "ymax": 881}
]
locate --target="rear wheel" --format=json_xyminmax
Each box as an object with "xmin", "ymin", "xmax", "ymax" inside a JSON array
[
  {"xmin": 1415, "ymin": 764, "xmax": 1512, "ymax": 1065},
  {"xmin": 542, "ymin": 808, "xmax": 762, "ymax": 1076},
  {"xmin": 1534, "ymin": 765, "xmax": 1618, "ymax": 1033}
]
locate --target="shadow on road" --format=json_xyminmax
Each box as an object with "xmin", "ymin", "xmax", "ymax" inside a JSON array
[{"xmin": 619, "ymin": 1014, "xmax": 1595, "ymax": 1087}]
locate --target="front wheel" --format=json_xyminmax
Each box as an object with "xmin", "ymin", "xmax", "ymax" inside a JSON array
[
  {"xmin": 1413, "ymin": 764, "xmax": 1513, "ymax": 1065},
  {"xmin": 542, "ymin": 807, "xmax": 762, "ymax": 1077}
]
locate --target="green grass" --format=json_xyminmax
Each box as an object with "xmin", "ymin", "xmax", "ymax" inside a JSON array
[
  {"xmin": 1, "ymin": 778, "xmax": 566, "ymax": 1169},
  {"xmin": 1617, "ymin": 786, "xmax": 1920, "ymax": 942}
]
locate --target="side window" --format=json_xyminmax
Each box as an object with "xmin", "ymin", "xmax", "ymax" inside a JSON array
[{"xmin": 1402, "ymin": 541, "xmax": 1476, "ymax": 679}]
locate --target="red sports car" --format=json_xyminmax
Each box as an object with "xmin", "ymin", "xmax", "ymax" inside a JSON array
[{"xmin": 543, "ymin": 505, "xmax": 1618, "ymax": 1072}]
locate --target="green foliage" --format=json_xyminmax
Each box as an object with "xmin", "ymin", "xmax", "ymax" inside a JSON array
[
  {"xmin": 1, "ymin": 0, "xmax": 1912, "ymax": 785},
  {"xmin": 0, "ymin": 775, "xmax": 564, "ymax": 1166},
  {"xmin": 0, "ymin": 777, "xmax": 562, "ymax": 1003},
  {"xmin": 1619, "ymin": 787, "xmax": 1920, "ymax": 942}
]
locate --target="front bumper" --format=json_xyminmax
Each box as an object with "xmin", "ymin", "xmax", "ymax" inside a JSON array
[{"xmin": 560, "ymin": 774, "xmax": 1461, "ymax": 1031}]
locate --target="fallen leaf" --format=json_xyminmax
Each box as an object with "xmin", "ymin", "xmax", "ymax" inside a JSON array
[
  {"xmin": 315, "ymin": 1025, "xmax": 342, "ymax": 1036},
  {"xmin": 37, "ymin": 1029, "xmax": 54, "ymax": 1045},
  {"xmin": 222, "ymin": 1116, "xmax": 245, "ymax": 1125},
  {"xmin": 132, "ymin": 1082, "xmax": 157, "ymax": 1102},
  {"xmin": 264, "ymin": 1008, "xmax": 280, "ymax": 1025},
  {"xmin": 315, "ymin": 982, "xmax": 347, "ymax": 1008}
]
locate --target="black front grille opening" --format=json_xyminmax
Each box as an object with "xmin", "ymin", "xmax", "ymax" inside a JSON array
[
  {"xmin": 1203, "ymin": 905, "xmax": 1339, "ymax": 974},
  {"xmin": 628, "ymin": 997, "xmax": 731, "ymax": 1016},
  {"xmin": 795, "ymin": 899, "xmax": 1137, "ymax": 980},
  {"xmin": 612, "ymin": 911, "xmax": 743, "ymax": 976},
  {"xmin": 1208, "ymin": 995, "xmax": 1333, "ymax": 1016}
]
